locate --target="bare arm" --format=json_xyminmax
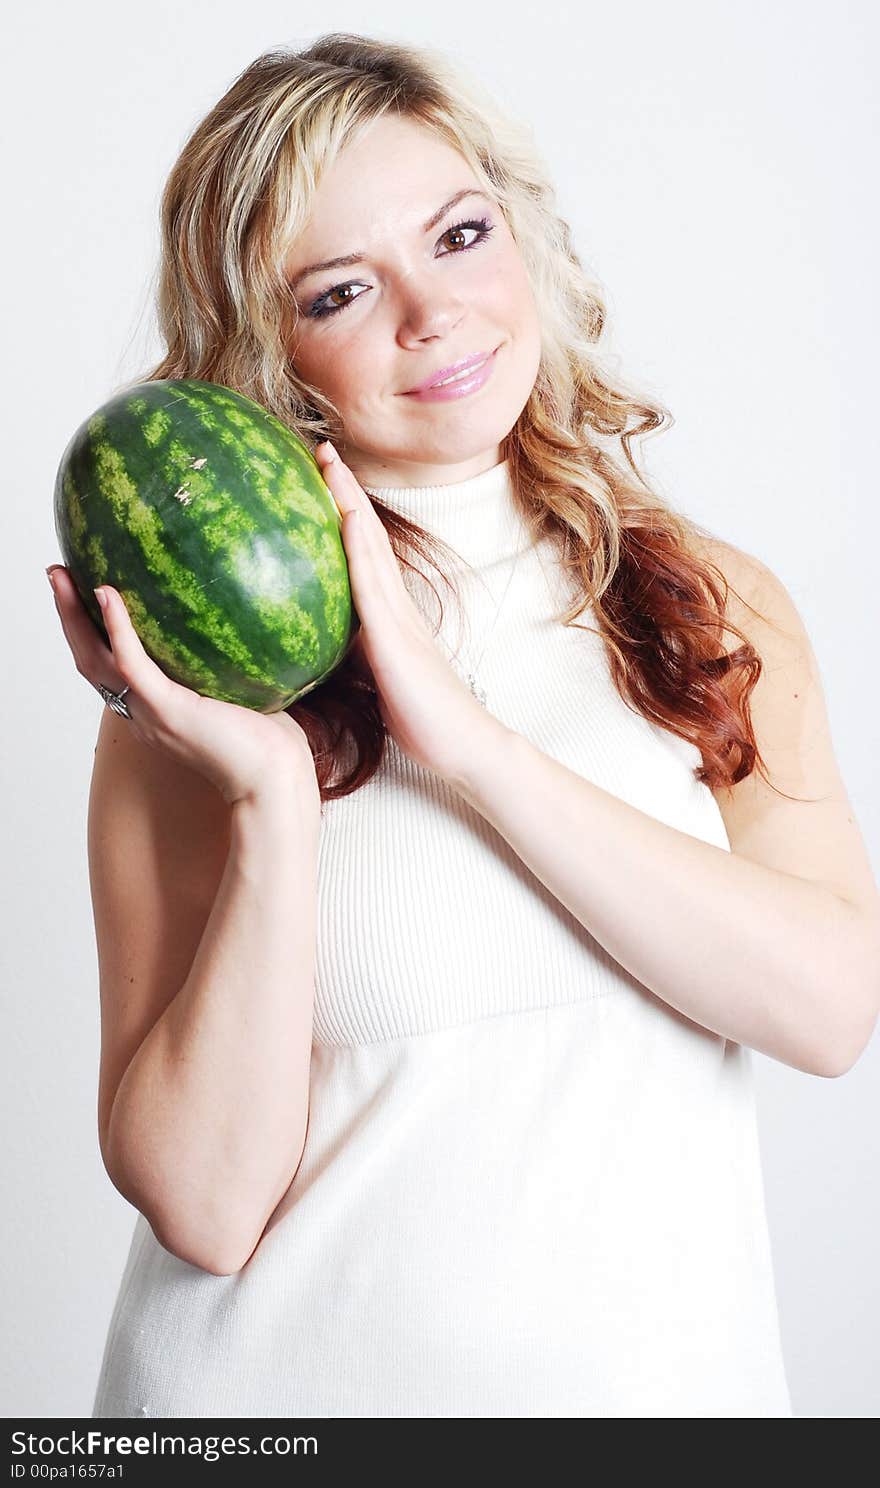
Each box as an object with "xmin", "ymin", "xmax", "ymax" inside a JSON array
[
  {"xmin": 432, "ymin": 545, "xmax": 880, "ymax": 1080},
  {"xmin": 104, "ymin": 785, "xmax": 320, "ymax": 1275},
  {"xmin": 450, "ymin": 720, "xmax": 877, "ymax": 1077}
]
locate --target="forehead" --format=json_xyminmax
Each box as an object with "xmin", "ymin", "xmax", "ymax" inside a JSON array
[{"xmin": 295, "ymin": 115, "xmax": 478, "ymax": 244}]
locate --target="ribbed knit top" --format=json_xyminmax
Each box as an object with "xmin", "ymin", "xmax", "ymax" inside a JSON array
[{"xmin": 92, "ymin": 458, "xmax": 793, "ymax": 1419}]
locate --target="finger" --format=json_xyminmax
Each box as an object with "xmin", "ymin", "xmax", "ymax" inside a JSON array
[
  {"xmin": 316, "ymin": 444, "xmax": 376, "ymax": 523},
  {"xmin": 338, "ymin": 509, "xmax": 376, "ymax": 620},
  {"xmin": 48, "ymin": 565, "xmax": 123, "ymax": 687},
  {"xmin": 49, "ymin": 567, "xmax": 167, "ymax": 716},
  {"xmin": 93, "ymin": 585, "xmax": 172, "ymax": 709},
  {"xmin": 317, "ymin": 446, "xmax": 404, "ymax": 594}
]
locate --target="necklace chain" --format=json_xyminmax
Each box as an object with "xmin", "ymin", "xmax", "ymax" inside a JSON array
[{"xmin": 438, "ymin": 516, "xmax": 529, "ymax": 707}]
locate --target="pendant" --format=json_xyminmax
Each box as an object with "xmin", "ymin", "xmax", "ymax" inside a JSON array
[{"xmin": 466, "ymin": 673, "xmax": 488, "ymax": 707}]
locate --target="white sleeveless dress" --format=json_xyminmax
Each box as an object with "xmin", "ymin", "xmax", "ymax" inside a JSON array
[{"xmin": 92, "ymin": 459, "xmax": 793, "ymax": 1418}]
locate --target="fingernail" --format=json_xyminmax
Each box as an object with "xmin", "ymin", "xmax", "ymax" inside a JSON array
[
  {"xmin": 94, "ymin": 587, "xmax": 107, "ymax": 610},
  {"xmin": 318, "ymin": 440, "xmax": 338, "ymax": 464},
  {"xmin": 46, "ymin": 567, "xmax": 56, "ymax": 592}
]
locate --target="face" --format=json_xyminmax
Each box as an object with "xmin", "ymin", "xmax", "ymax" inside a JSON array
[{"xmin": 283, "ymin": 113, "xmax": 542, "ymax": 488}]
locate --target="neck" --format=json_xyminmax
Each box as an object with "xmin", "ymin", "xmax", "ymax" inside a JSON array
[{"xmin": 346, "ymin": 446, "xmax": 506, "ymax": 490}]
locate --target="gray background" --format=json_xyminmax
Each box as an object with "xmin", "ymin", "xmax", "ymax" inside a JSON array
[{"xmin": 6, "ymin": 0, "xmax": 878, "ymax": 1417}]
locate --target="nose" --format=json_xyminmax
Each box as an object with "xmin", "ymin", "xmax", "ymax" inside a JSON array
[{"xmin": 394, "ymin": 277, "xmax": 467, "ymax": 347}]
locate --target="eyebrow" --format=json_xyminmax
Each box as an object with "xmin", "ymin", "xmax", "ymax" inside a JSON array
[{"xmin": 289, "ymin": 188, "xmax": 492, "ymax": 290}]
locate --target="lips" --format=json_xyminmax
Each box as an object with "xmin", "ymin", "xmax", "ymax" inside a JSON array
[{"xmin": 404, "ymin": 349, "xmax": 495, "ymax": 395}]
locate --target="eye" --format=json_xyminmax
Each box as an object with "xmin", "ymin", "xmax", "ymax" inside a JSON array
[
  {"xmin": 308, "ymin": 282, "xmax": 367, "ymax": 319},
  {"xmin": 437, "ymin": 217, "xmax": 494, "ymax": 253},
  {"xmin": 306, "ymin": 215, "xmax": 496, "ymax": 320}
]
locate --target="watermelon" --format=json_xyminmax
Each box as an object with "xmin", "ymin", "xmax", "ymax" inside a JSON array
[{"xmin": 53, "ymin": 378, "xmax": 359, "ymax": 711}]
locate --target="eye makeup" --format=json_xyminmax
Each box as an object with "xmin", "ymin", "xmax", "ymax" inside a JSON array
[{"xmin": 306, "ymin": 216, "xmax": 495, "ymax": 320}]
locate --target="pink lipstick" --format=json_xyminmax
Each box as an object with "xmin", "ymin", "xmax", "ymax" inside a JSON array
[{"xmin": 401, "ymin": 346, "xmax": 500, "ymax": 402}]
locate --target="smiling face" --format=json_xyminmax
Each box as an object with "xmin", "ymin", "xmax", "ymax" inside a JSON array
[{"xmin": 284, "ymin": 113, "xmax": 542, "ymax": 488}]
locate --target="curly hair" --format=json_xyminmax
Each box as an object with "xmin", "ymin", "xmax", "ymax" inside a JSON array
[{"xmin": 124, "ymin": 31, "xmax": 797, "ymax": 806}]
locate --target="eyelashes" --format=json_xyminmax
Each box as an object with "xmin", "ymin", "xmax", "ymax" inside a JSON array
[{"xmin": 306, "ymin": 216, "xmax": 496, "ymax": 320}]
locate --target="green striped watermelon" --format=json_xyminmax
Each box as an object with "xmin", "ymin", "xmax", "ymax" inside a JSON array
[{"xmin": 53, "ymin": 378, "xmax": 359, "ymax": 711}]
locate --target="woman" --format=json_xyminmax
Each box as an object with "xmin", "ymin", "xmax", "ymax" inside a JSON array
[{"xmin": 47, "ymin": 34, "xmax": 879, "ymax": 1418}]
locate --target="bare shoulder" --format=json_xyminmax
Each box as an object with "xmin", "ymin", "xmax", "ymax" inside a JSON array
[
  {"xmin": 688, "ymin": 533, "xmax": 880, "ymax": 921},
  {"xmin": 691, "ymin": 533, "xmax": 774, "ymax": 627},
  {"xmin": 691, "ymin": 532, "xmax": 823, "ymax": 673},
  {"xmin": 692, "ymin": 531, "xmax": 829, "ymax": 682}
]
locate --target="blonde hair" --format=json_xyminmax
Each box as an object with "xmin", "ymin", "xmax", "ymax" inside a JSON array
[{"xmin": 129, "ymin": 31, "xmax": 792, "ymax": 805}]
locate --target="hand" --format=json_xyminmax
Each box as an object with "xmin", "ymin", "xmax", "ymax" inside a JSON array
[
  {"xmin": 46, "ymin": 565, "xmax": 321, "ymax": 812},
  {"xmin": 315, "ymin": 441, "xmax": 490, "ymax": 780}
]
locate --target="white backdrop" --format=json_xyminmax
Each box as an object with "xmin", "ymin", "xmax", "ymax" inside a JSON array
[{"xmin": 5, "ymin": 0, "xmax": 878, "ymax": 1418}]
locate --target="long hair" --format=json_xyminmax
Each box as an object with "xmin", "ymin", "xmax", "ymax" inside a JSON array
[{"xmin": 128, "ymin": 32, "xmax": 795, "ymax": 806}]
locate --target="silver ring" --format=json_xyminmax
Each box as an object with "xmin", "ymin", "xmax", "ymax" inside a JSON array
[{"xmin": 98, "ymin": 683, "xmax": 133, "ymax": 720}]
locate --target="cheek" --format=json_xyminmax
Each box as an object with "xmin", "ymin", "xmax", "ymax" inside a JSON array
[
  {"xmin": 508, "ymin": 254, "xmax": 539, "ymax": 321},
  {"xmin": 484, "ymin": 243, "xmax": 538, "ymax": 324},
  {"xmin": 293, "ymin": 331, "xmax": 372, "ymax": 407}
]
